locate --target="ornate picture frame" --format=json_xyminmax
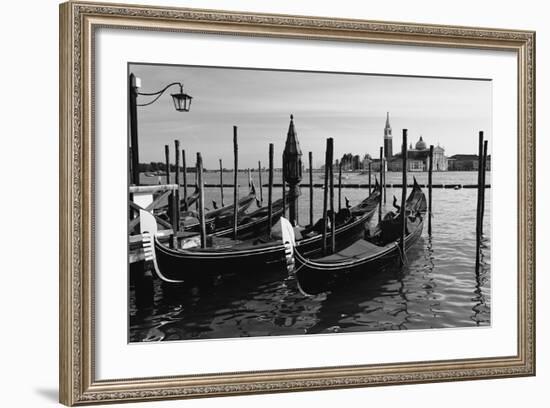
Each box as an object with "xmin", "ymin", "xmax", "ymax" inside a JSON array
[{"xmin": 59, "ymin": 1, "xmax": 535, "ymax": 405}]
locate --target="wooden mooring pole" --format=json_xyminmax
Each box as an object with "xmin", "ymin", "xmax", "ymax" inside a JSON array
[
  {"xmin": 219, "ymin": 159, "xmax": 224, "ymax": 207},
  {"xmin": 368, "ymin": 161, "xmax": 372, "ymax": 195},
  {"xmin": 329, "ymin": 140, "xmax": 336, "ymax": 253},
  {"xmin": 182, "ymin": 149, "xmax": 188, "ymax": 211},
  {"xmin": 309, "ymin": 151, "xmax": 314, "ymax": 226},
  {"xmin": 282, "ymin": 153, "xmax": 286, "ymax": 218},
  {"xmin": 428, "ymin": 145, "xmax": 434, "ymax": 235},
  {"xmin": 400, "ymin": 130, "xmax": 408, "ymax": 263},
  {"xmin": 268, "ymin": 143, "xmax": 274, "ymax": 237},
  {"xmin": 475, "ymin": 131, "xmax": 484, "ymax": 268},
  {"xmin": 338, "ymin": 162, "xmax": 343, "ymax": 212},
  {"xmin": 233, "ymin": 126, "xmax": 239, "ymax": 240},
  {"xmin": 196, "ymin": 153, "xmax": 207, "ymax": 249},
  {"xmin": 258, "ymin": 161, "xmax": 263, "ymax": 204},
  {"xmin": 170, "ymin": 189, "xmax": 178, "ymax": 249},
  {"xmin": 129, "ymin": 73, "xmax": 140, "ymax": 186},
  {"xmin": 164, "ymin": 145, "xmax": 171, "ymax": 184},
  {"xmin": 174, "ymin": 140, "xmax": 180, "ymax": 228},
  {"xmin": 480, "ymin": 140, "xmax": 488, "ymax": 236},
  {"xmin": 383, "ymin": 158, "xmax": 387, "ymax": 204},
  {"xmin": 379, "ymin": 146, "xmax": 383, "ymax": 223},
  {"xmin": 165, "ymin": 144, "xmax": 175, "ymax": 247},
  {"xmin": 248, "ymin": 168, "xmax": 252, "ymax": 189},
  {"xmin": 322, "ymin": 139, "xmax": 331, "ymax": 255}
]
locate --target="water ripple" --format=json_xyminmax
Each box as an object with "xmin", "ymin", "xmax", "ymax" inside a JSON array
[{"xmin": 130, "ymin": 178, "xmax": 491, "ymax": 342}]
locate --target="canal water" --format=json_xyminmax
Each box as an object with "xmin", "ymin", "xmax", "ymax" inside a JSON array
[{"xmin": 129, "ymin": 171, "xmax": 491, "ymax": 342}]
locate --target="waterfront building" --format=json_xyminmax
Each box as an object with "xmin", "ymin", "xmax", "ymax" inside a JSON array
[
  {"xmin": 387, "ymin": 137, "xmax": 448, "ymax": 172},
  {"xmin": 448, "ymin": 154, "xmax": 491, "ymax": 171},
  {"xmin": 373, "ymin": 113, "xmax": 448, "ymax": 172}
]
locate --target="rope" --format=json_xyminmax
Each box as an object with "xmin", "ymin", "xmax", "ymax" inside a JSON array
[
  {"xmin": 293, "ymin": 262, "xmax": 306, "ymax": 275},
  {"xmin": 395, "ymin": 241, "xmax": 408, "ymax": 265},
  {"xmin": 288, "ymin": 247, "xmax": 307, "ymax": 275}
]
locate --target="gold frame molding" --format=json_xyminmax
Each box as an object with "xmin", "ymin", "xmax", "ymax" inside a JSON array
[{"xmin": 59, "ymin": 1, "xmax": 536, "ymax": 405}]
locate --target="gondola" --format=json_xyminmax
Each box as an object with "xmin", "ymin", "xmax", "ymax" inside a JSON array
[
  {"xmin": 156, "ymin": 186, "xmax": 200, "ymax": 218},
  {"xmin": 139, "ymin": 184, "xmax": 381, "ymax": 285},
  {"xmin": 177, "ymin": 194, "xmax": 289, "ymax": 243},
  {"xmin": 208, "ymin": 195, "xmax": 289, "ymax": 239},
  {"xmin": 294, "ymin": 180, "xmax": 382, "ymax": 259},
  {"xmin": 290, "ymin": 178, "xmax": 427, "ymax": 295},
  {"xmin": 179, "ymin": 184, "xmax": 258, "ymax": 233}
]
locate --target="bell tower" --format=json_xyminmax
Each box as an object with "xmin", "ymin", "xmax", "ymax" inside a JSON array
[{"xmin": 384, "ymin": 112, "xmax": 393, "ymax": 159}]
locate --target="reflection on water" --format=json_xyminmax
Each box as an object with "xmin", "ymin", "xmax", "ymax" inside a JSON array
[{"xmin": 130, "ymin": 174, "xmax": 491, "ymax": 342}]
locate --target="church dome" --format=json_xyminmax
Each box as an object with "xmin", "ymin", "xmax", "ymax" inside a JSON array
[{"xmin": 415, "ymin": 136, "xmax": 427, "ymax": 150}]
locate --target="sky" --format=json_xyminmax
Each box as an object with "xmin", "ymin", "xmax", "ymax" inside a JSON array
[{"xmin": 130, "ymin": 63, "xmax": 492, "ymax": 169}]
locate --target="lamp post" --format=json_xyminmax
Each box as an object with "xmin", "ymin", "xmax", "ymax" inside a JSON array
[{"xmin": 128, "ymin": 72, "xmax": 193, "ymax": 186}]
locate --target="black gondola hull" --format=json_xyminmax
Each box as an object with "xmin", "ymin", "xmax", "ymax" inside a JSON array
[
  {"xmin": 154, "ymin": 239, "xmax": 287, "ymax": 284},
  {"xmin": 294, "ymin": 220, "xmax": 424, "ymax": 295}
]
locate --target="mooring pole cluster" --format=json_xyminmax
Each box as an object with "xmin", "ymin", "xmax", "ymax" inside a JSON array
[{"xmin": 131, "ymin": 111, "xmax": 496, "ymax": 314}]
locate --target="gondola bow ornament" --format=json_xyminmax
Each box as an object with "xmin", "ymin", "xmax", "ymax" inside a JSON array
[{"xmin": 279, "ymin": 217, "xmax": 296, "ymax": 272}]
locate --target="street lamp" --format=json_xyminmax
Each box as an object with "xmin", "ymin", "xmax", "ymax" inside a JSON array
[
  {"xmin": 129, "ymin": 73, "xmax": 193, "ymax": 185},
  {"xmin": 170, "ymin": 86, "xmax": 193, "ymax": 112}
]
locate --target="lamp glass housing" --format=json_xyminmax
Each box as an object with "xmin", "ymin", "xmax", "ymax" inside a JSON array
[{"xmin": 171, "ymin": 92, "xmax": 192, "ymax": 112}]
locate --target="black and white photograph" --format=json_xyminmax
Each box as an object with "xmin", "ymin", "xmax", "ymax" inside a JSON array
[{"xmin": 128, "ymin": 63, "xmax": 492, "ymax": 343}]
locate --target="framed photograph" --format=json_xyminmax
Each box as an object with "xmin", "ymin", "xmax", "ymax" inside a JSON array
[{"xmin": 59, "ymin": 1, "xmax": 535, "ymax": 405}]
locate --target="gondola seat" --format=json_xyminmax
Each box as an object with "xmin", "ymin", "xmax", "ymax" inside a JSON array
[{"xmin": 314, "ymin": 239, "xmax": 386, "ymax": 263}]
